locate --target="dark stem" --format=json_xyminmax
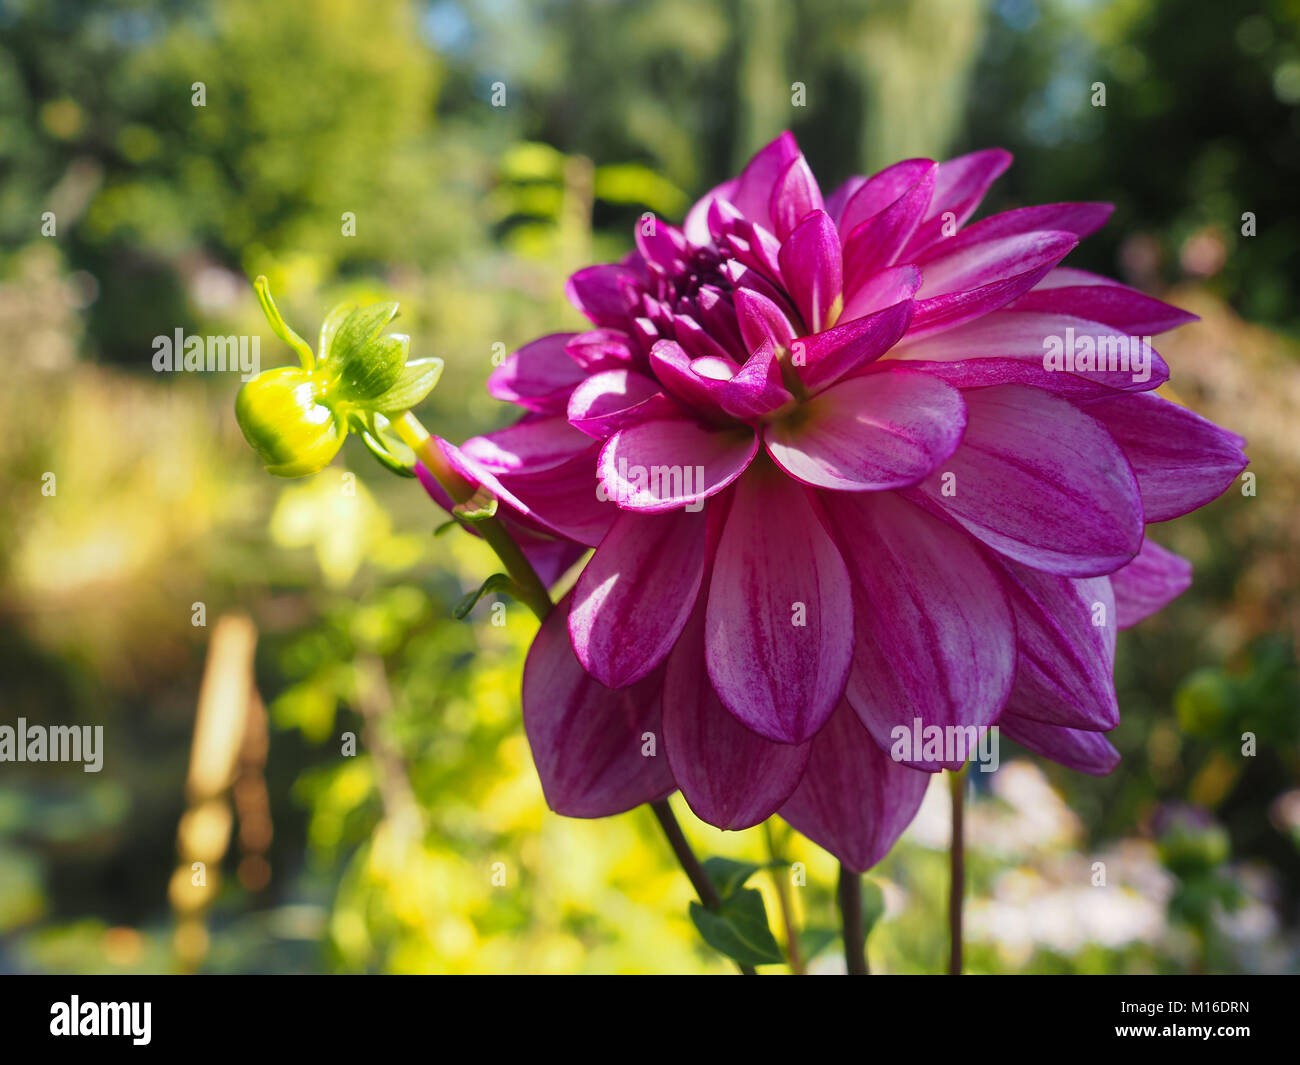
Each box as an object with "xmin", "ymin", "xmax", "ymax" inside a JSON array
[
  {"xmin": 650, "ymin": 799, "xmax": 756, "ymax": 976},
  {"xmin": 948, "ymin": 767, "xmax": 966, "ymax": 976},
  {"xmin": 838, "ymin": 864, "xmax": 868, "ymax": 975}
]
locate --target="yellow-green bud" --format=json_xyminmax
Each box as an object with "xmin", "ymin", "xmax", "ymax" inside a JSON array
[{"xmin": 235, "ymin": 366, "xmax": 345, "ymax": 477}]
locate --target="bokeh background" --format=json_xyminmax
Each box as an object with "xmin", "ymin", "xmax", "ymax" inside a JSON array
[{"xmin": 1, "ymin": 0, "xmax": 1298, "ymax": 974}]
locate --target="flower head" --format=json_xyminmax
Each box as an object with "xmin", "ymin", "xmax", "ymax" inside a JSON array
[{"xmin": 440, "ymin": 133, "xmax": 1247, "ymax": 870}]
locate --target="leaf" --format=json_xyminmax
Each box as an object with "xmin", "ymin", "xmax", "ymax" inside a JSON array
[
  {"xmin": 318, "ymin": 301, "xmax": 357, "ymax": 362},
  {"xmin": 332, "ymin": 331, "xmax": 408, "ymax": 401},
  {"xmin": 689, "ymin": 889, "xmax": 784, "ymax": 967},
  {"xmin": 330, "ymin": 302, "xmax": 400, "ymax": 368},
  {"xmin": 353, "ymin": 412, "xmax": 416, "ymax": 477},
  {"xmin": 701, "ymin": 856, "xmax": 762, "ymax": 899},
  {"xmin": 797, "ymin": 926, "xmax": 839, "ymax": 962},
  {"xmin": 370, "ymin": 358, "xmax": 444, "ymax": 415},
  {"xmin": 453, "ymin": 573, "xmax": 515, "ymax": 620}
]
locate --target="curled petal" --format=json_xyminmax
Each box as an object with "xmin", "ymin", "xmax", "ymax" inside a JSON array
[
  {"xmin": 778, "ymin": 702, "xmax": 931, "ymax": 873},
  {"xmin": 1111, "ymin": 537, "xmax": 1193, "ymax": 628},
  {"xmin": 825, "ymin": 492, "xmax": 1016, "ymax": 769},
  {"xmin": 523, "ymin": 594, "xmax": 675, "ymax": 817},
  {"xmin": 778, "ymin": 209, "xmax": 843, "ymax": 334},
  {"xmin": 664, "ymin": 602, "xmax": 810, "ymax": 830},
  {"xmin": 1086, "ymin": 392, "xmax": 1248, "ymax": 522},
  {"xmin": 996, "ymin": 561, "xmax": 1119, "ymax": 731},
  {"xmin": 705, "ymin": 465, "xmax": 853, "ymax": 743},
  {"xmin": 487, "ymin": 333, "xmax": 586, "ymax": 413},
  {"xmin": 570, "ymin": 508, "xmax": 709, "ymax": 687},
  {"xmin": 598, "ymin": 418, "xmax": 758, "ymax": 511},
  {"xmin": 998, "ymin": 713, "xmax": 1120, "ymax": 776},
  {"xmin": 765, "ymin": 368, "xmax": 965, "ymax": 492},
  {"xmin": 906, "ymin": 384, "xmax": 1144, "ymax": 576}
]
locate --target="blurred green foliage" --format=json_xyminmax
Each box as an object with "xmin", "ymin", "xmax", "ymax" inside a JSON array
[{"xmin": 0, "ymin": 0, "xmax": 1297, "ymax": 973}]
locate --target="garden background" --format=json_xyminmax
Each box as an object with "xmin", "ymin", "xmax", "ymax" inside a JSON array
[{"xmin": 1, "ymin": 0, "xmax": 1298, "ymax": 973}]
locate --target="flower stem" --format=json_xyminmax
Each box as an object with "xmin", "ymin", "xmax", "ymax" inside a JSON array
[
  {"xmin": 763, "ymin": 821, "xmax": 804, "ymax": 974},
  {"xmin": 948, "ymin": 765, "xmax": 967, "ymax": 976},
  {"xmin": 393, "ymin": 411, "xmax": 754, "ymax": 974},
  {"xmin": 650, "ymin": 799, "xmax": 756, "ymax": 976},
  {"xmin": 838, "ymin": 864, "xmax": 868, "ymax": 974}
]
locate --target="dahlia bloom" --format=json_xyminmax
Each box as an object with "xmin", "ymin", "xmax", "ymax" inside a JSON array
[{"xmin": 425, "ymin": 133, "xmax": 1246, "ymax": 872}]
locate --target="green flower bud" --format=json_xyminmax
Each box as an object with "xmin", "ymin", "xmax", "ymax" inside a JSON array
[{"xmin": 236, "ymin": 366, "xmax": 345, "ymax": 477}]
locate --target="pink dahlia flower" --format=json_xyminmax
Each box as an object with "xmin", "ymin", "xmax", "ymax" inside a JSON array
[{"xmin": 426, "ymin": 133, "xmax": 1247, "ymax": 871}]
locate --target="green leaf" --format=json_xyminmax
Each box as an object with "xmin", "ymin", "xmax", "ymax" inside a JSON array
[
  {"xmin": 254, "ymin": 275, "xmax": 315, "ymax": 369},
  {"xmin": 701, "ymin": 857, "xmax": 762, "ymax": 899},
  {"xmin": 689, "ymin": 889, "xmax": 784, "ymax": 967},
  {"xmin": 796, "ymin": 926, "xmax": 839, "ymax": 962},
  {"xmin": 352, "ymin": 411, "xmax": 416, "ymax": 477},
  {"xmin": 331, "ymin": 330, "xmax": 408, "ymax": 401},
  {"xmin": 330, "ymin": 302, "xmax": 400, "ymax": 367},
  {"xmin": 369, "ymin": 358, "xmax": 444, "ymax": 415},
  {"xmin": 318, "ymin": 301, "xmax": 357, "ymax": 362},
  {"xmin": 453, "ymin": 573, "xmax": 515, "ymax": 620}
]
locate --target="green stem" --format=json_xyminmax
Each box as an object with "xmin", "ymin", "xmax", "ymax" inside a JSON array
[
  {"xmin": 651, "ymin": 799, "xmax": 756, "ymax": 976},
  {"xmin": 395, "ymin": 410, "xmax": 751, "ymax": 974},
  {"xmin": 764, "ymin": 821, "xmax": 804, "ymax": 974},
  {"xmin": 838, "ymin": 864, "xmax": 868, "ymax": 975},
  {"xmin": 393, "ymin": 412, "xmax": 553, "ymax": 620},
  {"xmin": 948, "ymin": 766, "xmax": 967, "ymax": 976}
]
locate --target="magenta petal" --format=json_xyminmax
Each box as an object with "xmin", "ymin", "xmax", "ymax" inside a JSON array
[
  {"xmin": 907, "ymin": 384, "xmax": 1144, "ymax": 576},
  {"xmin": 769, "ymin": 154, "xmax": 825, "ymax": 241},
  {"xmin": 719, "ymin": 338, "xmax": 795, "ymax": 420},
  {"xmin": 731, "ymin": 131, "xmax": 801, "ymax": 231},
  {"xmin": 998, "ymin": 713, "xmax": 1120, "ymax": 776},
  {"xmin": 838, "ymin": 263, "xmax": 923, "ymax": 322},
  {"xmin": 997, "ymin": 561, "xmax": 1119, "ymax": 730},
  {"xmin": 663, "ymin": 602, "xmax": 810, "ymax": 830},
  {"xmin": 1085, "ymin": 392, "xmax": 1248, "ymax": 522},
  {"xmin": 567, "ymin": 369, "xmax": 677, "ymax": 439},
  {"xmin": 705, "ymin": 467, "xmax": 853, "ymax": 744},
  {"xmin": 496, "ymin": 448, "xmax": 618, "ymax": 547},
  {"xmin": 1111, "ymin": 537, "xmax": 1193, "ymax": 628},
  {"xmin": 734, "ymin": 286, "xmax": 798, "ymax": 353},
  {"xmin": 841, "ymin": 167, "xmax": 937, "ymax": 290},
  {"xmin": 523, "ymin": 594, "xmax": 675, "ymax": 817},
  {"xmin": 461, "ymin": 414, "xmax": 593, "ymax": 474},
  {"xmin": 598, "ymin": 418, "xmax": 758, "ymax": 511},
  {"xmin": 778, "ymin": 701, "xmax": 931, "ymax": 873},
  {"xmin": 825, "ymin": 492, "xmax": 1016, "ymax": 768},
  {"xmin": 900, "ymin": 147, "xmax": 1013, "ymax": 259},
  {"xmin": 790, "ymin": 296, "xmax": 913, "ymax": 393},
  {"xmin": 565, "ymin": 264, "xmax": 641, "ymax": 327},
  {"xmin": 570, "ymin": 508, "xmax": 709, "ymax": 687},
  {"xmin": 892, "ymin": 310, "xmax": 1169, "ymax": 394},
  {"xmin": 838, "ymin": 158, "xmax": 937, "ymax": 236},
  {"xmin": 918, "ymin": 203, "xmax": 1113, "ymax": 263},
  {"xmin": 1011, "ymin": 268, "xmax": 1199, "ymax": 335},
  {"xmin": 778, "ymin": 209, "xmax": 843, "ymax": 334},
  {"xmin": 487, "ymin": 333, "xmax": 587, "ymax": 413},
  {"xmin": 684, "ymin": 177, "xmax": 740, "ymax": 245},
  {"xmin": 765, "ymin": 369, "xmax": 965, "ymax": 491},
  {"xmin": 565, "ymin": 328, "xmax": 638, "ymax": 373},
  {"xmin": 916, "ymin": 230, "xmax": 1080, "ymax": 299}
]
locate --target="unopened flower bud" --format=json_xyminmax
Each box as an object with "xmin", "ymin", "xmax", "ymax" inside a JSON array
[{"xmin": 235, "ymin": 366, "xmax": 345, "ymax": 477}]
